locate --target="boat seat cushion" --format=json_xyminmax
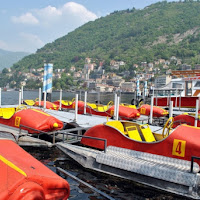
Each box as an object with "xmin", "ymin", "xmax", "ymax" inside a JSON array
[
  {"xmin": 125, "ymin": 126, "xmax": 142, "ymax": 141},
  {"xmin": 106, "ymin": 121, "xmax": 125, "ymax": 134},
  {"xmin": 140, "ymin": 124, "xmax": 156, "ymax": 142}
]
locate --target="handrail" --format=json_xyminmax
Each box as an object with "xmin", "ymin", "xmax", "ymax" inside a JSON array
[
  {"xmin": 19, "ymin": 124, "xmax": 47, "ymax": 135},
  {"xmin": 190, "ymin": 156, "xmax": 200, "ymax": 173},
  {"xmin": 60, "ymin": 132, "xmax": 107, "ymax": 153}
]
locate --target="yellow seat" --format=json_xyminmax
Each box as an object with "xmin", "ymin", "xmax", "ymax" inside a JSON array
[
  {"xmin": 87, "ymin": 103, "xmax": 97, "ymax": 109},
  {"xmin": 97, "ymin": 105, "xmax": 105, "ymax": 112},
  {"xmin": 125, "ymin": 126, "xmax": 142, "ymax": 141},
  {"xmin": 139, "ymin": 124, "xmax": 156, "ymax": 142},
  {"xmin": 24, "ymin": 100, "xmax": 35, "ymax": 106},
  {"xmin": 0, "ymin": 108, "xmax": 15, "ymax": 119},
  {"xmin": 106, "ymin": 121, "xmax": 124, "ymax": 134}
]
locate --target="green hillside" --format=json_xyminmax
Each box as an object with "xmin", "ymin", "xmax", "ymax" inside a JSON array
[{"xmin": 12, "ymin": 1, "xmax": 200, "ymax": 72}]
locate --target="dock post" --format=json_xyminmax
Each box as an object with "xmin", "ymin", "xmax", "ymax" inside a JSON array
[
  {"xmin": 113, "ymin": 93, "xmax": 117, "ymax": 119},
  {"xmin": 169, "ymin": 101, "xmax": 173, "ymax": 119},
  {"xmin": 195, "ymin": 99, "xmax": 199, "ymax": 127},
  {"xmin": 21, "ymin": 86, "xmax": 23, "ymax": 104},
  {"xmin": 74, "ymin": 93, "xmax": 78, "ymax": 122},
  {"xmin": 156, "ymin": 90, "xmax": 158, "ymax": 106},
  {"xmin": 59, "ymin": 89, "xmax": 62, "ymax": 110},
  {"xmin": 175, "ymin": 89, "xmax": 178, "ymax": 108},
  {"xmin": 0, "ymin": 88, "xmax": 1, "ymax": 107},
  {"xmin": 116, "ymin": 96, "xmax": 120, "ymax": 121},
  {"xmin": 18, "ymin": 89, "xmax": 22, "ymax": 105},
  {"xmin": 179, "ymin": 91, "xmax": 181, "ymax": 111},
  {"xmin": 39, "ymin": 88, "xmax": 41, "ymax": 106},
  {"xmin": 149, "ymin": 96, "xmax": 154, "ymax": 124},
  {"xmin": 43, "ymin": 91, "xmax": 47, "ymax": 109},
  {"xmin": 84, "ymin": 91, "xmax": 87, "ymax": 115}
]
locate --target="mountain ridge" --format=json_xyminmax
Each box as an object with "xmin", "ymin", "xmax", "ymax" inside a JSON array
[
  {"xmin": 0, "ymin": 49, "xmax": 29, "ymax": 71},
  {"xmin": 11, "ymin": 1, "xmax": 200, "ymax": 72}
]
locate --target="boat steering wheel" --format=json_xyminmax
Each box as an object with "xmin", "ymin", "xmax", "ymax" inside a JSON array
[
  {"xmin": 16, "ymin": 105, "xmax": 27, "ymax": 112},
  {"xmin": 162, "ymin": 117, "xmax": 174, "ymax": 138},
  {"xmin": 107, "ymin": 101, "xmax": 114, "ymax": 107}
]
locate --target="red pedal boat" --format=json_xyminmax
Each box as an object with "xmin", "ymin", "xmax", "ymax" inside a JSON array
[
  {"xmin": 0, "ymin": 107, "xmax": 63, "ymax": 133},
  {"xmin": 173, "ymin": 114, "xmax": 200, "ymax": 128},
  {"xmin": 81, "ymin": 119, "xmax": 200, "ymax": 165},
  {"xmin": 0, "ymin": 139, "xmax": 70, "ymax": 200},
  {"xmin": 54, "ymin": 100, "xmax": 140, "ymax": 120},
  {"xmin": 138, "ymin": 104, "xmax": 168, "ymax": 117}
]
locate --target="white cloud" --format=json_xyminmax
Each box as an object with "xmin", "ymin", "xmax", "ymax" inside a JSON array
[
  {"xmin": 11, "ymin": 12, "xmax": 39, "ymax": 25},
  {"xmin": 34, "ymin": 2, "xmax": 98, "ymax": 28},
  {"xmin": 61, "ymin": 2, "xmax": 98, "ymax": 22},
  {"xmin": 20, "ymin": 32, "xmax": 44, "ymax": 48},
  {"xmin": 9, "ymin": 2, "xmax": 98, "ymax": 52}
]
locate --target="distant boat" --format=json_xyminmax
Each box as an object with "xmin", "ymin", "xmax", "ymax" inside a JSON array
[{"xmin": 3, "ymin": 88, "xmax": 15, "ymax": 92}]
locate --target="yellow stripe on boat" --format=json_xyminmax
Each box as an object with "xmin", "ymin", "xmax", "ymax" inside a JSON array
[
  {"xmin": 0, "ymin": 155, "xmax": 27, "ymax": 177},
  {"xmin": 31, "ymin": 109, "xmax": 50, "ymax": 116}
]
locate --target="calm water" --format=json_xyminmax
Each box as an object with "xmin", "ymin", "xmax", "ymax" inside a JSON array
[
  {"xmin": 3, "ymin": 90, "xmax": 185, "ymax": 200},
  {"xmin": 1, "ymin": 90, "xmax": 136, "ymax": 105},
  {"xmin": 25, "ymin": 147, "xmax": 184, "ymax": 200}
]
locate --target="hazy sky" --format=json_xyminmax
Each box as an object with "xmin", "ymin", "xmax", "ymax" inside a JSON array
[{"xmin": 0, "ymin": 0, "xmax": 176, "ymax": 53}]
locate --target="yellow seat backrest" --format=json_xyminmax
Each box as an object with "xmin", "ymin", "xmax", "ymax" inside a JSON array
[
  {"xmin": 24, "ymin": 100, "xmax": 35, "ymax": 106},
  {"xmin": 0, "ymin": 108, "xmax": 15, "ymax": 119},
  {"xmin": 125, "ymin": 126, "xmax": 142, "ymax": 141},
  {"xmin": 87, "ymin": 103, "xmax": 97, "ymax": 109},
  {"xmin": 140, "ymin": 124, "xmax": 156, "ymax": 142},
  {"xmin": 97, "ymin": 105, "xmax": 105, "ymax": 112},
  {"xmin": 106, "ymin": 121, "xmax": 124, "ymax": 134},
  {"xmin": 62, "ymin": 100, "xmax": 72, "ymax": 106}
]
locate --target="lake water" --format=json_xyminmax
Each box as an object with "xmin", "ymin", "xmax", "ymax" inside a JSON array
[
  {"xmin": 2, "ymin": 90, "xmax": 184, "ymax": 200},
  {"xmin": 1, "ymin": 90, "xmax": 137, "ymax": 105}
]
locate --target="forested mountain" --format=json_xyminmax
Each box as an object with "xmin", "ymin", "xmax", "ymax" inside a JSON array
[
  {"xmin": 12, "ymin": 1, "xmax": 200, "ymax": 72},
  {"xmin": 0, "ymin": 49, "xmax": 29, "ymax": 71}
]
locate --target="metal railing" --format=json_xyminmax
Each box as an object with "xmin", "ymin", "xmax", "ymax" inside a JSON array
[
  {"xmin": 191, "ymin": 156, "xmax": 200, "ymax": 173},
  {"xmin": 59, "ymin": 130, "xmax": 107, "ymax": 153}
]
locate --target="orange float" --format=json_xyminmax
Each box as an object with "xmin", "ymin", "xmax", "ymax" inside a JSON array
[
  {"xmin": 0, "ymin": 108, "xmax": 63, "ymax": 133},
  {"xmin": 138, "ymin": 104, "xmax": 168, "ymax": 117},
  {"xmin": 0, "ymin": 139, "xmax": 70, "ymax": 200}
]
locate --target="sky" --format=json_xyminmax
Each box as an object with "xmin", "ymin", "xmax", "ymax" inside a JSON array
[{"xmin": 0, "ymin": 0, "xmax": 176, "ymax": 53}]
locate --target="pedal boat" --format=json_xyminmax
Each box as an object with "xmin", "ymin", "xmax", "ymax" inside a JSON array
[
  {"xmin": 81, "ymin": 119, "xmax": 200, "ymax": 164},
  {"xmin": 0, "ymin": 106, "xmax": 63, "ymax": 133},
  {"xmin": 0, "ymin": 139, "xmax": 70, "ymax": 200},
  {"xmin": 53, "ymin": 100, "xmax": 141, "ymax": 120},
  {"xmin": 173, "ymin": 113, "xmax": 200, "ymax": 128},
  {"xmin": 138, "ymin": 104, "xmax": 168, "ymax": 117},
  {"xmin": 57, "ymin": 119, "xmax": 200, "ymax": 199},
  {"xmin": 24, "ymin": 99, "xmax": 59, "ymax": 110}
]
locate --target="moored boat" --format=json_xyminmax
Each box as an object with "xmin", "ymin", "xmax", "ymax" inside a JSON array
[
  {"xmin": 56, "ymin": 120, "xmax": 200, "ymax": 199},
  {"xmin": 54, "ymin": 100, "xmax": 141, "ymax": 120},
  {"xmin": 173, "ymin": 113, "xmax": 200, "ymax": 127},
  {"xmin": 0, "ymin": 139, "xmax": 70, "ymax": 199},
  {"xmin": 0, "ymin": 107, "xmax": 63, "ymax": 133},
  {"xmin": 138, "ymin": 104, "xmax": 168, "ymax": 117},
  {"xmin": 23, "ymin": 99, "xmax": 59, "ymax": 110},
  {"xmin": 81, "ymin": 119, "xmax": 200, "ymax": 164}
]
